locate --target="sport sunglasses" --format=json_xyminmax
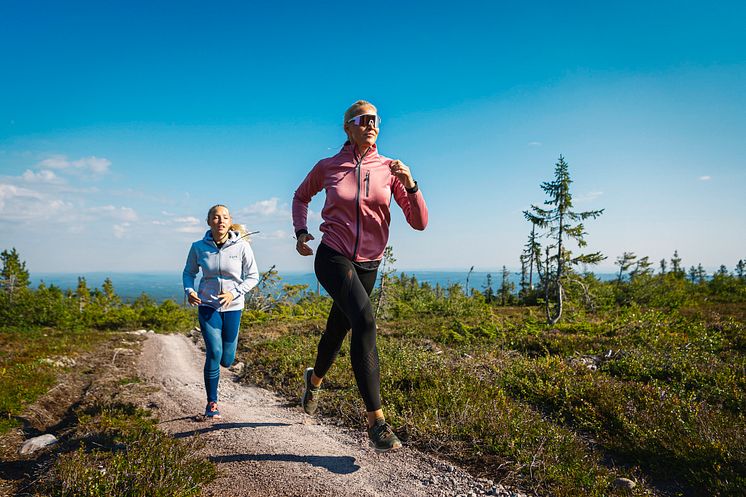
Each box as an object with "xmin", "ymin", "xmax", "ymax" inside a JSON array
[{"xmin": 346, "ymin": 114, "xmax": 381, "ymax": 128}]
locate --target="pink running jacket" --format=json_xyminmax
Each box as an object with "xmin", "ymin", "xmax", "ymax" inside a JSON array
[{"xmin": 292, "ymin": 143, "xmax": 428, "ymax": 262}]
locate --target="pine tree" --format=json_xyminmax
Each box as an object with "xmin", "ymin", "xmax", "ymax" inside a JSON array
[
  {"xmin": 498, "ymin": 266, "xmax": 515, "ymax": 305},
  {"xmin": 99, "ymin": 277, "xmax": 121, "ymax": 313},
  {"xmin": 659, "ymin": 258, "xmax": 667, "ymax": 275},
  {"xmin": 76, "ymin": 276, "xmax": 90, "ymax": 313},
  {"xmin": 630, "ymin": 256, "xmax": 654, "ymax": 279},
  {"xmin": 375, "ymin": 246, "xmax": 397, "ymax": 319},
  {"xmin": 523, "ymin": 155, "xmax": 605, "ymax": 324},
  {"xmin": 483, "ymin": 273, "xmax": 495, "ymax": 303},
  {"xmin": 735, "ymin": 260, "xmax": 745, "ymax": 280},
  {"xmin": 521, "ymin": 225, "xmax": 541, "ymax": 290},
  {"xmin": 670, "ymin": 250, "xmax": 684, "ymax": 278},
  {"xmin": 1, "ymin": 248, "xmax": 30, "ymax": 299},
  {"xmin": 615, "ymin": 252, "xmax": 637, "ymax": 283}
]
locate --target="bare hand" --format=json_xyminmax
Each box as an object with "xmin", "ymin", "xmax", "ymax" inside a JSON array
[
  {"xmin": 218, "ymin": 292, "xmax": 234, "ymax": 308},
  {"xmin": 296, "ymin": 233, "xmax": 315, "ymax": 256},
  {"xmin": 187, "ymin": 291, "xmax": 202, "ymax": 306},
  {"xmin": 389, "ymin": 160, "xmax": 415, "ymax": 189}
]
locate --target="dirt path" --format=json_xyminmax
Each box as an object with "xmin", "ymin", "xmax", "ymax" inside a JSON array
[{"xmin": 139, "ymin": 333, "xmax": 525, "ymax": 497}]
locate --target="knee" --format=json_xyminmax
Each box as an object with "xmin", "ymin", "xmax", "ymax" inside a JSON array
[
  {"xmin": 205, "ymin": 344, "xmax": 223, "ymax": 363},
  {"xmin": 354, "ymin": 308, "xmax": 376, "ymax": 334}
]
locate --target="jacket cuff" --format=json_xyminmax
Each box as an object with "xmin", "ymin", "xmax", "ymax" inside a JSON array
[
  {"xmin": 295, "ymin": 228, "xmax": 309, "ymax": 238},
  {"xmin": 405, "ymin": 181, "xmax": 419, "ymax": 194}
]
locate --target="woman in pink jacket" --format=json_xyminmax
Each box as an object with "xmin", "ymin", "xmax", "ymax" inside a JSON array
[{"xmin": 292, "ymin": 100, "xmax": 428, "ymax": 452}]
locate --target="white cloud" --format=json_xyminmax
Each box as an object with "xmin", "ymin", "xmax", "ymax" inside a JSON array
[
  {"xmin": 175, "ymin": 216, "xmax": 200, "ymax": 224},
  {"xmin": 113, "ymin": 223, "xmax": 131, "ymax": 239},
  {"xmin": 22, "ymin": 169, "xmax": 59, "ymax": 183},
  {"xmin": 37, "ymin": 155, "xmax": 111, "ymax": 175},
  {"xmin": 169, "ymin": 214, "xmax": 204, "ymax": 234},
  {"xmin": 99, "ymin": 205, "xmax": 138, "ymax": 222},
  {"xmin": 528, "ymin": 141, "xmax": 543, "ymax": 147},
  {"xmin": 175, "ymin": 225, "xmax": 203, "ymax": 234},
  {"xmin": 0, "ymin": 182, "xmax": 74, "ymax": 221},
  {"xmin": 0, "ymin": 183, "xmax": 40, "ymax": 212},
  {"xmin": 307, "ymin": 209, "xmax": 322, "ymax": 221},
  {"xmin": 237, "ymin": 197, "xmax": 291, "ymax": 220},
  {"xmin": 698, "ymin": 176, "xmax": 711, "ymax": 181}
]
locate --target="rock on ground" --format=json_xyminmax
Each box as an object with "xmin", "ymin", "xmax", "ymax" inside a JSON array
[{"xmin": 18, "ymin": 434, "xmax": 58, "ymax": 455}]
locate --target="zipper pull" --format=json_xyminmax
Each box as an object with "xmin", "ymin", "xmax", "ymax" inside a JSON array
[{"xmin": 365, "ymin": 170, "xmax": 370, "ymax": 197}]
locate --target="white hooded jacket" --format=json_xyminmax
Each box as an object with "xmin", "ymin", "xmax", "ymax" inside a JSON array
[{"xmin": 182, "ymin": 230, "xmax": 259, "ymax": 312}]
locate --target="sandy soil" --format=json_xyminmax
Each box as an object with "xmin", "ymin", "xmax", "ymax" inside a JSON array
[{"xmin": 139, "ymin": 333, "xmax": 527, "ymax": 497}]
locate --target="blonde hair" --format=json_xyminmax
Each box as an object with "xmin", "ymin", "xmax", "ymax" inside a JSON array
[{"xmin": 343, "ymin": 100, "xmax": 377, "ymax": 125}]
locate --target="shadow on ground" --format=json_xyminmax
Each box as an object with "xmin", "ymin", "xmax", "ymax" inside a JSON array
[
  {"xmin": 209, "ymin": 453, "xmax": 360, "ymax": 474},
  {"xmin": 173, "ymin": 421, "xmax": 290, "ymax": 438}
]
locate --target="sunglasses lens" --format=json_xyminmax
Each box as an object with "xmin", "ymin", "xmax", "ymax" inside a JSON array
[{"xmin": 351, "ymin": 114, "xmax": 380, "ymax": 128}]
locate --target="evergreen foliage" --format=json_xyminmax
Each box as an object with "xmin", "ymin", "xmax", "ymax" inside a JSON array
[{"xmin": 523, "ymin": 155, "xmax": 605, "ymax": 323}]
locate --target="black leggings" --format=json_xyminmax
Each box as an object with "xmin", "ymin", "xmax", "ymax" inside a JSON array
[{"xmin": 313, "ymin": 243, "xmax": 381, "ymax": 412}]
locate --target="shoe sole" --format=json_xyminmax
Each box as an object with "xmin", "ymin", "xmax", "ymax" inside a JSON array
[
  {"xmin": 369, "ymin": 440, "xmax": 402, "ymax": 453},
  {"xmin": 301, "ymin": 367, "xmax": 317, "ymax": 415}
]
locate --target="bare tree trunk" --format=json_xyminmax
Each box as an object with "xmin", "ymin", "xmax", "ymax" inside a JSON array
[
  {"xmin": 543, "ymin": 247, "xmax": 551, "ymax": 323},
  {"xmin": 375, "ymin": 275, "xmax": 386, "ymax": 319},
  {"xmin": 549, "ymin": 282, "xmax": 563, "ymax": 325}
]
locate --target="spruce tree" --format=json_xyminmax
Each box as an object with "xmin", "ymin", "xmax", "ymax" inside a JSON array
[
  {"xmin": 659, "ymin": 258, "xmax": 667, "ymax": 275},
  {"xmin": 630, "ymin": 256, "xmax": 653, "ymax": 279},
  {"xmin": 523, "ymin": 155, "xmax": 604, "ymax": 324},
  {"xmin": 736, "ymin": 260, "xmax": 745, "ymax": 280},
  {"xmin": 499, "ymin": 265, "xmax": 515, "ymax": 305},
  {"xmin": 670, "ymin": 250, "xmax": 684, "ymax": 278},
  {"xmin": 615, "ymin": 252, "xmax": 637, "ymax": 283},
  {"xmin": 1, "ymin": 248, "xmax": 30, "ymax": 299},
  {"xmin": 483, "ymin": 273, "xmax": 495, "ymax": 303},
  {"xmin": 76, "ymin": 276, "xmax": 90, "ymax": 313}
]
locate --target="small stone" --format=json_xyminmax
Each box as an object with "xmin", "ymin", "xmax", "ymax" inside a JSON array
[
  {"xmin": 229, "ymin": 362, "xmax": 244, "ymax": 374},
  {"xmin": 40, "ymin": 356, "xmax": 76, "ymax": 368},
  {"xmin": 19, "ymin": 434, "xmax": 58, "ymax": 455},
  {"xmin": 613, "ymin": 478, "xmax": 636, "ymax": 490}
]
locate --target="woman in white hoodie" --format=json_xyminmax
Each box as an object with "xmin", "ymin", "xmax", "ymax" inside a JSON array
[{"xmin": 183, "ymin": 204, "xmax": 259, "ymax": 418}]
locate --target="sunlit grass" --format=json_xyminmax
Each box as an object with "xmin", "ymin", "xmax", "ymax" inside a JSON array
[{"xmin": 238, "ymin": 305, "xmax": 746, "ymax": 496}]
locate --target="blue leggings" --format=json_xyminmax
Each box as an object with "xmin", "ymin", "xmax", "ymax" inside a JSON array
[{"xmin": 198, "ymin": 307, "xmax": 242, "ymax": 403}]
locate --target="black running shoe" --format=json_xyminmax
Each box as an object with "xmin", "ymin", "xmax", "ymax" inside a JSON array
[
  {"xmin": 301, "ymin": 367, "xmax": 321, "ymax": 415},
  {"xmin": 367, "ymin": 418, "xmax": 402, "ymax": 452}
]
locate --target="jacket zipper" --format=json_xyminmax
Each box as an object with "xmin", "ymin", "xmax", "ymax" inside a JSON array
[
  {"xmin": 217, "ymin": 240, "xmax": 223, "ymax": 298},
  {"xmin": 364, "ymin": 170, "xmax": 370, "ymax": 197},
  {"xmin": 352, "ymin": 148, "xmax": 369, "ymax": 260}
]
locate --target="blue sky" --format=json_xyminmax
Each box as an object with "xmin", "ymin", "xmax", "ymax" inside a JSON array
[{"xmin": 1, "ymin": 1, "xmax": 745, "ymax": 275}]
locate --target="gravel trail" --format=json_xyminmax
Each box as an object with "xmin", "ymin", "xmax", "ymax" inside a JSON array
[{"xmin": 138, "ymin": 333, "xmax": 526, "ymax": 497}]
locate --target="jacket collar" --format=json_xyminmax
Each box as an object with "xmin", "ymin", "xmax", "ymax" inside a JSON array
[
  {"xmin": 203, "ymin": 230, "xmax": 239, "ymax": 248},
  {"xmin": 342, "ymin": 142, "xmax": 379, "ymax": 163}
]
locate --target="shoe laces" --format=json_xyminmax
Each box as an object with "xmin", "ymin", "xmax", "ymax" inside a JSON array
[
  {"xmin": 208, "ymin": 402, "xmax": 219, "ymax": 413},
  {"xmin": 372, "ymin": 420, "xmax": 393, "ymax": 438}
]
